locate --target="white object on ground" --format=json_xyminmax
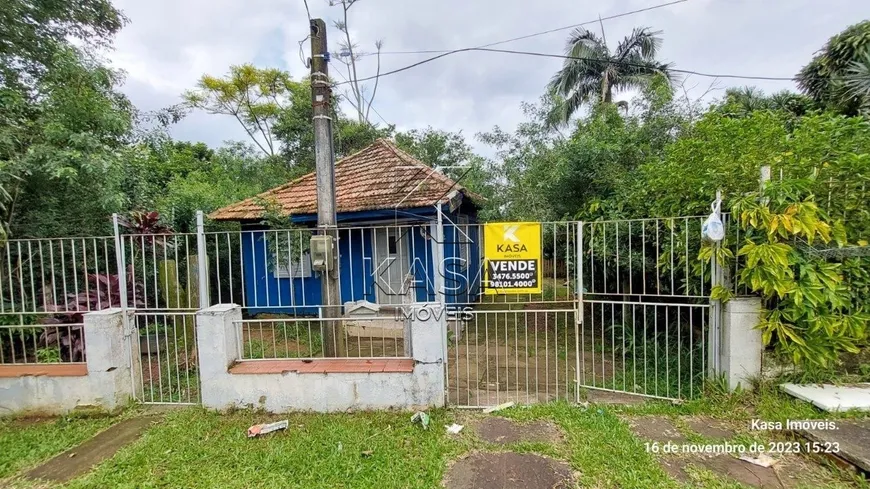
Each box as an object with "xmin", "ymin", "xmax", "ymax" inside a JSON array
[
  {"xmin": 247, "ymin": 420, "xmax": 289, "ymax": 438},
  {"xmin": 739, "ymin": 453, "xmax": 778, "ymax": 468},
  {"xmin": 445, "ymin": 424, "xmax": 464, "ymax": 434},
  {"xmin": 482, "ymin": 401, "xmax": 515, "ymax": 414},
  {"xmin": 780, "ymin": 383, "xmax": 870, "ymax": 412}
]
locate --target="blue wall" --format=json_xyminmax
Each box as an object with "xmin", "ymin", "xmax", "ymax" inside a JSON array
[{"xmin": 241, "ymin": 207, "xmax": 480, "ymax": 315}]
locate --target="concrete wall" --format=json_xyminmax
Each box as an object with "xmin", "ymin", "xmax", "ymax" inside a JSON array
[
  {"xmin": 719, "ymin": 297, "xmax": 763, "ymax": 391},
  {"xmin": 197, "ymin": 303, "xmax": 446, "ymax": 412},
  {"xmin": 0, "ymin": 309, "xmax": 136, "ymax": 415}
]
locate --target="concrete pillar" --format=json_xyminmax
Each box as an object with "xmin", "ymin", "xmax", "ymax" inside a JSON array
[
  {"xmin": 719, "ymin": 297, "xmax": 763, "ymax": 391},
  {"xmin": 196, "ymin": 304, "xmax": 241, "ymax": 409},
  {"xmin": 83, "ymin": 308, "xmax": 135, "ymax": 410},
  {"xmin": 407, "ymin": 302, "xmax": 447, "ymax": 407}
]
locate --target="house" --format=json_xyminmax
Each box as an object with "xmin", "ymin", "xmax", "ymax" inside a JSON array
[{"xmin": 209, "ymin": 139, "xmax": 483, "ymax": 315}]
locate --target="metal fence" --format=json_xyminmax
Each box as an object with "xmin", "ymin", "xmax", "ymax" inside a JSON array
[
  {"xmin": 122, "ymin": 233, "xmax": 200, "ymax": 311},
  {"xmin": 0, "ymin": 218, "xmax": 582, "ymax": 318},
  {"xmin": 0, "ymin": 211, "xmax": 720, "ymax": 404},
  {"xmin": 235, "ymin": 316, "xmax": 408, "ymax": 360},
  {"xmin": 447, "ymin": 308, "xmax": 577, "ymax": 407},
  {"xmin": 0, "ymin": 236, "xmax": 118, "ymax": 316},
  {"xmin": 579, "ymin": 300, "xmax": 708, "ymax": 400},
  {"xmin": 576, "ymin": 216, "xmax": 713, "ymax": 401},
  {"xmin": 132, "ymin": 311, "xmax": 199, "ymax": 404},
  {"xmin": 0, "ymin": 322, "xmax": 85, "ymax": 364}
]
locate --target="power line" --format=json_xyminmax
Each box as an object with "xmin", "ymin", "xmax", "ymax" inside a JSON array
[
  {"xmin": 362, "ymin": 0, "xmax": 688, "ymax": 56},
  {"xmin": 335, "ymin": 47, "xmax": 795, "ymax": 86},
  {"xmin": 328, "ymin": 60, "xmax": 394, "ymax": 127}
]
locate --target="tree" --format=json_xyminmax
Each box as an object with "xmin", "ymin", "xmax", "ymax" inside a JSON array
[
  {"xmin": 270, "ymin": 79, "xmax": 393, "ymax": 174},
  {"xmin": 328, "ymin": 0, "xmax": 384, "ymax": 124},
  {"xmin": 0, "ymin": 0, "xmax": 129, "ymax": 240},
  {"xmin": 844, "ymin": 48, "xmax": 870, "ymax": 112},
  {"xmin": 478, "ymin": 96, "xmax": 565, "ymax": 221},
  {"xmin": 797, "ymin": 21, "xmax": 870, "ymax": 115},
  {"xmin": 1, "ymin": 48, "xmax": 134, "ymax": 238},
  {"xmin": 0, "ymin": 0, "xmax": 126, "ymax": 90},
  {"xmin": 183, "ymin": 65, "xmax": 300, "ymax": 158},
  {"xmin": 395, "ymin": 128, "xmax": 472, "ymax": 170},
  {"xmin": 395, "ymin": 128, "xmax": 495, "ymax": 211},
  {"xmin": 718, "ymin": 87, "xmax": 813, "ymax": 118},
  {"xmin": 547, "ymin": 26, "xmax": 674, "ymax": 125},
  {"xmin": 155, "ymin": 143, "xmax": 293, "ymax": 232}
]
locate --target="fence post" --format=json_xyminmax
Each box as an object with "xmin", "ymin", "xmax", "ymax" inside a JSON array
[
  {"xmin": 575, "ymin": 221, "xmax": 584, "ymax": 404},
  {"xmin": 112, "ymin": 213, "xmax": 136, "ymax": 400},
  {"xmin": 112, "ymin": 214, "xmax": 129, "ymax": 311},
  {"xmin": 196, "ymin": 211, "xmax": 210, "ymax": 309},
  {"xmin": 433, "ymin": 205, "xmax": 446, "ymax": 308},
  {"xmin": 708, "ymin": 191, "xmax": 724, "ymax": 377}
]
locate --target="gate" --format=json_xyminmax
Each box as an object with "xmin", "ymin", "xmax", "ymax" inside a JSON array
[
  {"xmin": 446, "ymin": 217, "xmax": 715, "ymax": 407},
  {"xmin": 131, "ymin": 311, "xmax": 201, "ymax": 404},
  {"xmin": 576, "ymin": 217, "xmax": 712, "ymax": 401}
]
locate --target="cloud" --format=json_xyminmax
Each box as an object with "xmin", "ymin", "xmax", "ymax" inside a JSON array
[{"xmin": 109, "ymin": 0, "xmax": 865, "ymax": 153}]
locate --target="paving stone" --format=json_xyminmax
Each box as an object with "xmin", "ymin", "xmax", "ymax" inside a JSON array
[
  {"xmin": 795, "ymin": 418, "xmax": 870, "ymax": 472},
  {"xmin": 658, "ymin": 457, "xmax": 691, "ymax": 483},
  {"xmin": 627, "ymin": 416, "xmax": 687, "ymax": 444},
  {"xmin": 703, "ymin": 455, "xmax": 785, "ymax": 488},
  {"xmin": 25, "ymin": 416, "xmax": 160, "ymax": 483},
  {"xmin": 474, "ymin": 417, "xmax": 563, "ymax": 445},
  {"xmin": 444, "ymin": 452, "xmax": 575, "ymax": 489},
  {"xmin": 685, "ymin": 417, "xmax": 737, "ymax": 440}
]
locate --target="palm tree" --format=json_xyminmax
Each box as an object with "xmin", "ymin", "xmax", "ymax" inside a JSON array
[
  {"xmin": 720, "ymin": 87, "xmax": 813, "ymax": 117},
  {"xmin": 547, "ymin": 26, "xmax": 674, "ymax": 125},
  {"xmin": 843, "ymin": 48, "xmax": 870, "ymax": 113}
]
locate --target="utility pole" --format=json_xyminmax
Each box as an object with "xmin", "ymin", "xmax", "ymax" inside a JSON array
[{"xmin": 310, "ymin": 18, "xmax": 345, "ymax": 357}]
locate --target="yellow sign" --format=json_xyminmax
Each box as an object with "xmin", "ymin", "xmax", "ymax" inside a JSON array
[{"xmin": 484, "ymin": 222, "xmax": 542, "ymax": 295}]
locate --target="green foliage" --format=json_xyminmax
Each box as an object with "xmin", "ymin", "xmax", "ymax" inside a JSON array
[
  {"xmin": 478, "ymin": 96, "xmax": 566, "ymax": 220},
  {"xmin": 716, "ymin": 86, "xmax": 814, "ymax": 119},
  {"xmin": 0, "ymin": 0, "xmax": 125, "ymax": 89},
  {"xmin": 548, "ymin": 26, "xmax": 675, "ymax": 124},
  {"xmin": 254, "ymin": 196, "xmax": 310, "ymax": 274},
  {"xmin": 726, "ymin": 181, "xmax": 869, "ymax": 367},
  {"xmin": 481, "ymin": 83, "xmax": 691, "ymax": 221},
  {"xmin": 797, "ymin": 20, "xmax": 870, "ymax": 115},
  {"xmin": 36, "ymin": 346, "xmax": 61, "ymax": 363},
  {"xmin": 395, "ymin": 127, "xmax": 471, "ymax": 169},
  {"xmin": 2, "ymin": 48, "xmax": 134, "ymax": 238},
  {"xmin": 843, "ymin": 48, "xmax": 870, "ymax": 108},
  {"xmin": 183, "ymin": 65, "xmax": 298, "ymax": 158},
  {"xmin": 394, "ymin": 126, "xmax": 496, "ymax": 205},
  {"xmin": 153, "ymin": 142, "xmax": 294, "ymax": 232},
  {"xmin": 270, "ymin": 79, "xmax": 393, "ymax": 173},
  {"xmin": 594, "ymin": 110, "xmax": 870, "ymax": 221}
]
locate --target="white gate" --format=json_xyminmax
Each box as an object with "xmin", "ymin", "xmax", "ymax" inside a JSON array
[{"xmin": 446, "ymin": 218, "xmax": 716, "ymax": 407}]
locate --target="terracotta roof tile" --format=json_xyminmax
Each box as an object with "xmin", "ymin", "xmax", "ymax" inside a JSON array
[{"xmin": 209, "ymin": 139, "xmax": 481, "ymax": 221}]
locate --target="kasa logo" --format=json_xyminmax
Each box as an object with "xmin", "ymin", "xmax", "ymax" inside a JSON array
[
  {"xmin": 497, "ymin": 224, "xmax": 526, "ymax": 252},
  {"xmin": 496, "ymin": 243, "xmax": 528, "ymax": 253}
]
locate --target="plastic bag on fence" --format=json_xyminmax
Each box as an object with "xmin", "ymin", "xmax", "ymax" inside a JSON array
[{"xmin": 701, "ymin": 198, "xmax": 724, "ymax": 242}]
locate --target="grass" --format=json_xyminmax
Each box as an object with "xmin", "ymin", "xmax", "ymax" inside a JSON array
[
  {"xmin": 0, "ymin": 414, "xmax": 118, "ymax": 479},
  {"xmin": 64, "ymin": 409, "xmax": 468, "ymax": 489},
  {"xmin": 1, "ymin": 383, "xmax": 868, "ymax": 488}
]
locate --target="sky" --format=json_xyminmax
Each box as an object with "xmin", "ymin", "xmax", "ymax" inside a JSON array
[{"xmin": 109, "ymin": 0, "xmax": 867, "ymax": 154}]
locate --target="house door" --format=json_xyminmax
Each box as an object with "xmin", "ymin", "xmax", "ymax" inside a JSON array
[{"xmin": 373, "ymin": 227, "xmax": 410, "ymax": 305}]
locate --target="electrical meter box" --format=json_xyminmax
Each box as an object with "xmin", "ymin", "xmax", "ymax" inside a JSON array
[{"xmin": 310, "ymin": 235, "xmax": 334, "ymax": 271}]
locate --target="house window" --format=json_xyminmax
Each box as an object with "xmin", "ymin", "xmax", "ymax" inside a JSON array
[
  {"xmin": 275, "ymin": 251, "xmax": 313, "ymax": 278},
  {"xmin": 388, "ymin": 236, "xmax": 398, "ymax": 255}
]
